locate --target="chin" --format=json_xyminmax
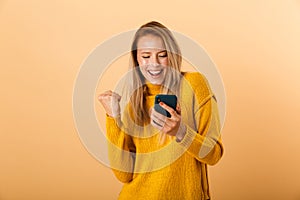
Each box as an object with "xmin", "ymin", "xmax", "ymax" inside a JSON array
[{"xmin": 148, "ymin": 79, "xmax": 164, "ymax": 85}]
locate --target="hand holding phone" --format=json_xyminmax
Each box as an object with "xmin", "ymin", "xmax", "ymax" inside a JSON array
[{"xmin": 154, "ymin": 94, "xmax": 177, "ymax": 118}]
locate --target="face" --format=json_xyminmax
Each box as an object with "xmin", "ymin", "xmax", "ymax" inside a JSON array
[{"xmin": 136, "ymin": 34, "xmax": 168, "ymax": 85}]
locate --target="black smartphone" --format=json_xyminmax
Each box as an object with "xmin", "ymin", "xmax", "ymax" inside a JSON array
[{"xmin": 154, "ymin": 94, "xmax": 177, "ymax": 118}]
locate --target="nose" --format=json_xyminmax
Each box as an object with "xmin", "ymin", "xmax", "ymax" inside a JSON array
[{"xmin": 150, "ymin": 55, "xmax": 160, "ymax": 66}]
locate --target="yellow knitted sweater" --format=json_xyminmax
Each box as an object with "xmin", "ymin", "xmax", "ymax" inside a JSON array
[{"xmin": 106, "ymin": 72, "xmax": 224, "ymax": 200}]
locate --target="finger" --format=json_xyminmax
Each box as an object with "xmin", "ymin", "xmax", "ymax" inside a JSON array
[
  {"xmin": 153, "ymin": 116, "xmax": 176, "ymax": 134},
  {"xmin": 176, "ymin": 103, "xmax": 181, "ymax": 115},
  {"xmin": 105, "ymin": 90, "xmax": 121, "ymax": 101},
  {"xmin": 151, "ymin": 111, "xmax": 174, "ymax": 130},
  {"xmin": 152, "ymin": 105, "xmax": 180, "ymax": 128},
  {"xmin": 151, "ymin": 109, "xmax": 166, "ymax": 127},
  {"xmin": 99, "ymin": 91, "xmax": 121, "ymax": 101},
  {"xmin": 151, "ymin": 108, "xmax": 167, "ymax": 124},
  {"xmin": 98, "ymin": 93, "xmax": 110, "ymax": 101},
  {"xmin": 151, "ymin": 119, "xmax": 163, "ymax": 130},
  {"xmin": 151, "ymin": 111, "xmax": 178, "ymax": 135},
  {"xmin": 161, "ymin": 122, "xmax": 174, "ymax": 134},
  {"xmin": 98, "ymin": 90, "xmax": 112, "ymax": 99},
  {"xmin": 159, "ymin": 102, "xmax": 177, "ymax": 118},
  {"xmin": 111, "ymin": 92, "xmax": 121, "ymax": 101}
]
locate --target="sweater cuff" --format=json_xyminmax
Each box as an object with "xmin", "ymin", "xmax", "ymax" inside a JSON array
[
  {"xmin": 106, "ymin": 114, "xmax": 122, "ymax": 131},
  {"xmin": 175, "ymin": 125, "xmax": 197, "ymax": 149}
]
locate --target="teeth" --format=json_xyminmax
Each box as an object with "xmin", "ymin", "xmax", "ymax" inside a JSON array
[{"xmin": 149, "ymin": 70, "xmax": 162, "ymax": 75}]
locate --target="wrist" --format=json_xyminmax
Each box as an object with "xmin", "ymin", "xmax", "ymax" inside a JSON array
[
  {"xmin": 176, "ymin": 124, "xmax": 187, "ymax": 142},
  {"xmin": 106, "ymin": 113, "xmax": 121, "ymax": 119}
]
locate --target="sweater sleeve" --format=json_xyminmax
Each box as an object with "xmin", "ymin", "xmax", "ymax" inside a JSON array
[
  {"xmin": 106, "ymin": 115, "xmax": 136, "ymax": 183},
  {"xmin": 178, "ymin": 95, "xmax": 224, "ymax": 165},
  {"xmin": 178, "ymin": 71, "xmax": 224, "ymax": 165}
]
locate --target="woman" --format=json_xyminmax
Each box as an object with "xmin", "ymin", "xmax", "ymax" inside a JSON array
[{"xmin": 98, "ymin": 21, "xmax": 224, "ymax": 200}]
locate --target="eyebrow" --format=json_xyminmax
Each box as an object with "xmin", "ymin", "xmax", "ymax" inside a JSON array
[{"xmin": 140, "ymin": 50, "xmax": 167, "ymax": 54}]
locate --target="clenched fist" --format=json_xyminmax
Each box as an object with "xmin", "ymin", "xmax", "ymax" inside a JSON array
[{"xmin": 98, "ymin": 90, "xmax": 121, "ymax": 118}]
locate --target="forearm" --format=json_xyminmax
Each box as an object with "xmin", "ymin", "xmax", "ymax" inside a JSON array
[
  {"xmin": 176, "ymin": 97, "xmax": 224, "ymax": 165},
  {"xmin": 106, "ymin": 116, "xmax": 135, "ymax": 183},
  {"xmin": 178, "ymin": 126, "xmax": 223, "ymax": 165}
]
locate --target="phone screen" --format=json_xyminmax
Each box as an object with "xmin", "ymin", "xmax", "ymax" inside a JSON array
[{"xmin": 154, "ymin": 94, "xmax": 177, "ymax": 117}]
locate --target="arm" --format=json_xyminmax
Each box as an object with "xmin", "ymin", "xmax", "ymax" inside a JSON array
[
  {"xmin": 149, "ymin": 73, "xmax": 224, "ymax": 165},
  {"xmin": 97, "ymin": 90, "xmax": 136, "ymax": 183},
  {"xmin": 177, "ymin": 95, "xmax": 224, "ymax": 165},
  {"xmin": 106, "ymin": 115, "xmax": 136, "ymax": 183}
]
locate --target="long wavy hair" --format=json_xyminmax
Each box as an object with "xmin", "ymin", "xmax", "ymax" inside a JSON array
[{"xmin": 128, "ymin": 21, "xmax": 183, "ymax": 126}]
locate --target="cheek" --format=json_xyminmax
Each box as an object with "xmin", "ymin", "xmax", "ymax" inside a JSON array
[
  {"xmin": 161, "ymin": 58, "xmax": 169, "ymax": 66},
  {"xmin": 139, "ymin": 66, "xmax": 148, "ymax": 76},
  {"xmin": 137, "ymin": 57, "xmax": 146, "ymax": 66},
  {"xmin": 141, "ymin": 59, "xmax": 149, "ymax": 66}
]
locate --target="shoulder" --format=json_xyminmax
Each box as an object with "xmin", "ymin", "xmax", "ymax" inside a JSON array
[
  {"xmin": 182, "ymin": 71, "xmax": 212, "ymax": 94},
  {"xmin": 181, "ymin": 72, "xmax": 213, "ymax": 104},
  {"xmin": 183, "ymin": 72, "xmax": 207, "ymax": 84}
]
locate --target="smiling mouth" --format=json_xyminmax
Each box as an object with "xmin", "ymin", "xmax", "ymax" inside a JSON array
[{"xmin": 148, "ymin": 70, "xmax": 163, "ymax": 76}]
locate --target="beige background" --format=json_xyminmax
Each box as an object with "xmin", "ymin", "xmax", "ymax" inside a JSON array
[{"xmin": 1, "ymin": 1, "xmax": 300, "ymax": 200}]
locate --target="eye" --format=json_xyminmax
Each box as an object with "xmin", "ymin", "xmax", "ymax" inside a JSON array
[
  {"xmin": 142, "ymin": 56, "xmax": 150, "ymax": 58},
  {"xmin": 159, "ymin": 53, "xmax": 167, "ymax": 58}
]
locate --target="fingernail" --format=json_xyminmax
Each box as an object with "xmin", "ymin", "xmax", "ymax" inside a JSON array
[{"xmin": 159, "ymin": 102, "xmax": 163, "ymax": 106}]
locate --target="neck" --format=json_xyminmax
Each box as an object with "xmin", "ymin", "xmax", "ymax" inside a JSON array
[{"xmin": 145, "ymin": 81, "xmax": 161, "ymax": 96}]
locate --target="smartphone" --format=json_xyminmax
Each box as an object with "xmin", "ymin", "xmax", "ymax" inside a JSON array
[{"xmin": 154, "ymin": 94, "xmax": 177, "ymax": 118}]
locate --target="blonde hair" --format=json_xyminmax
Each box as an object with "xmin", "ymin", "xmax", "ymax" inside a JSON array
[{"xmin": 128, "ymin": 21, "xmax": 182, "ymax": 125}]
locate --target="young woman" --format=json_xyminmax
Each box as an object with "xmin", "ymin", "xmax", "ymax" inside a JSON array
[{"xmin": 98, "ymin": 21, "xmax": 224, "ymax": 200}]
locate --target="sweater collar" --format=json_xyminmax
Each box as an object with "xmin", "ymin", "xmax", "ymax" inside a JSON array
[{"xmin": 145, "ymin": 81, "xmax": 162, "ymax": 96}]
